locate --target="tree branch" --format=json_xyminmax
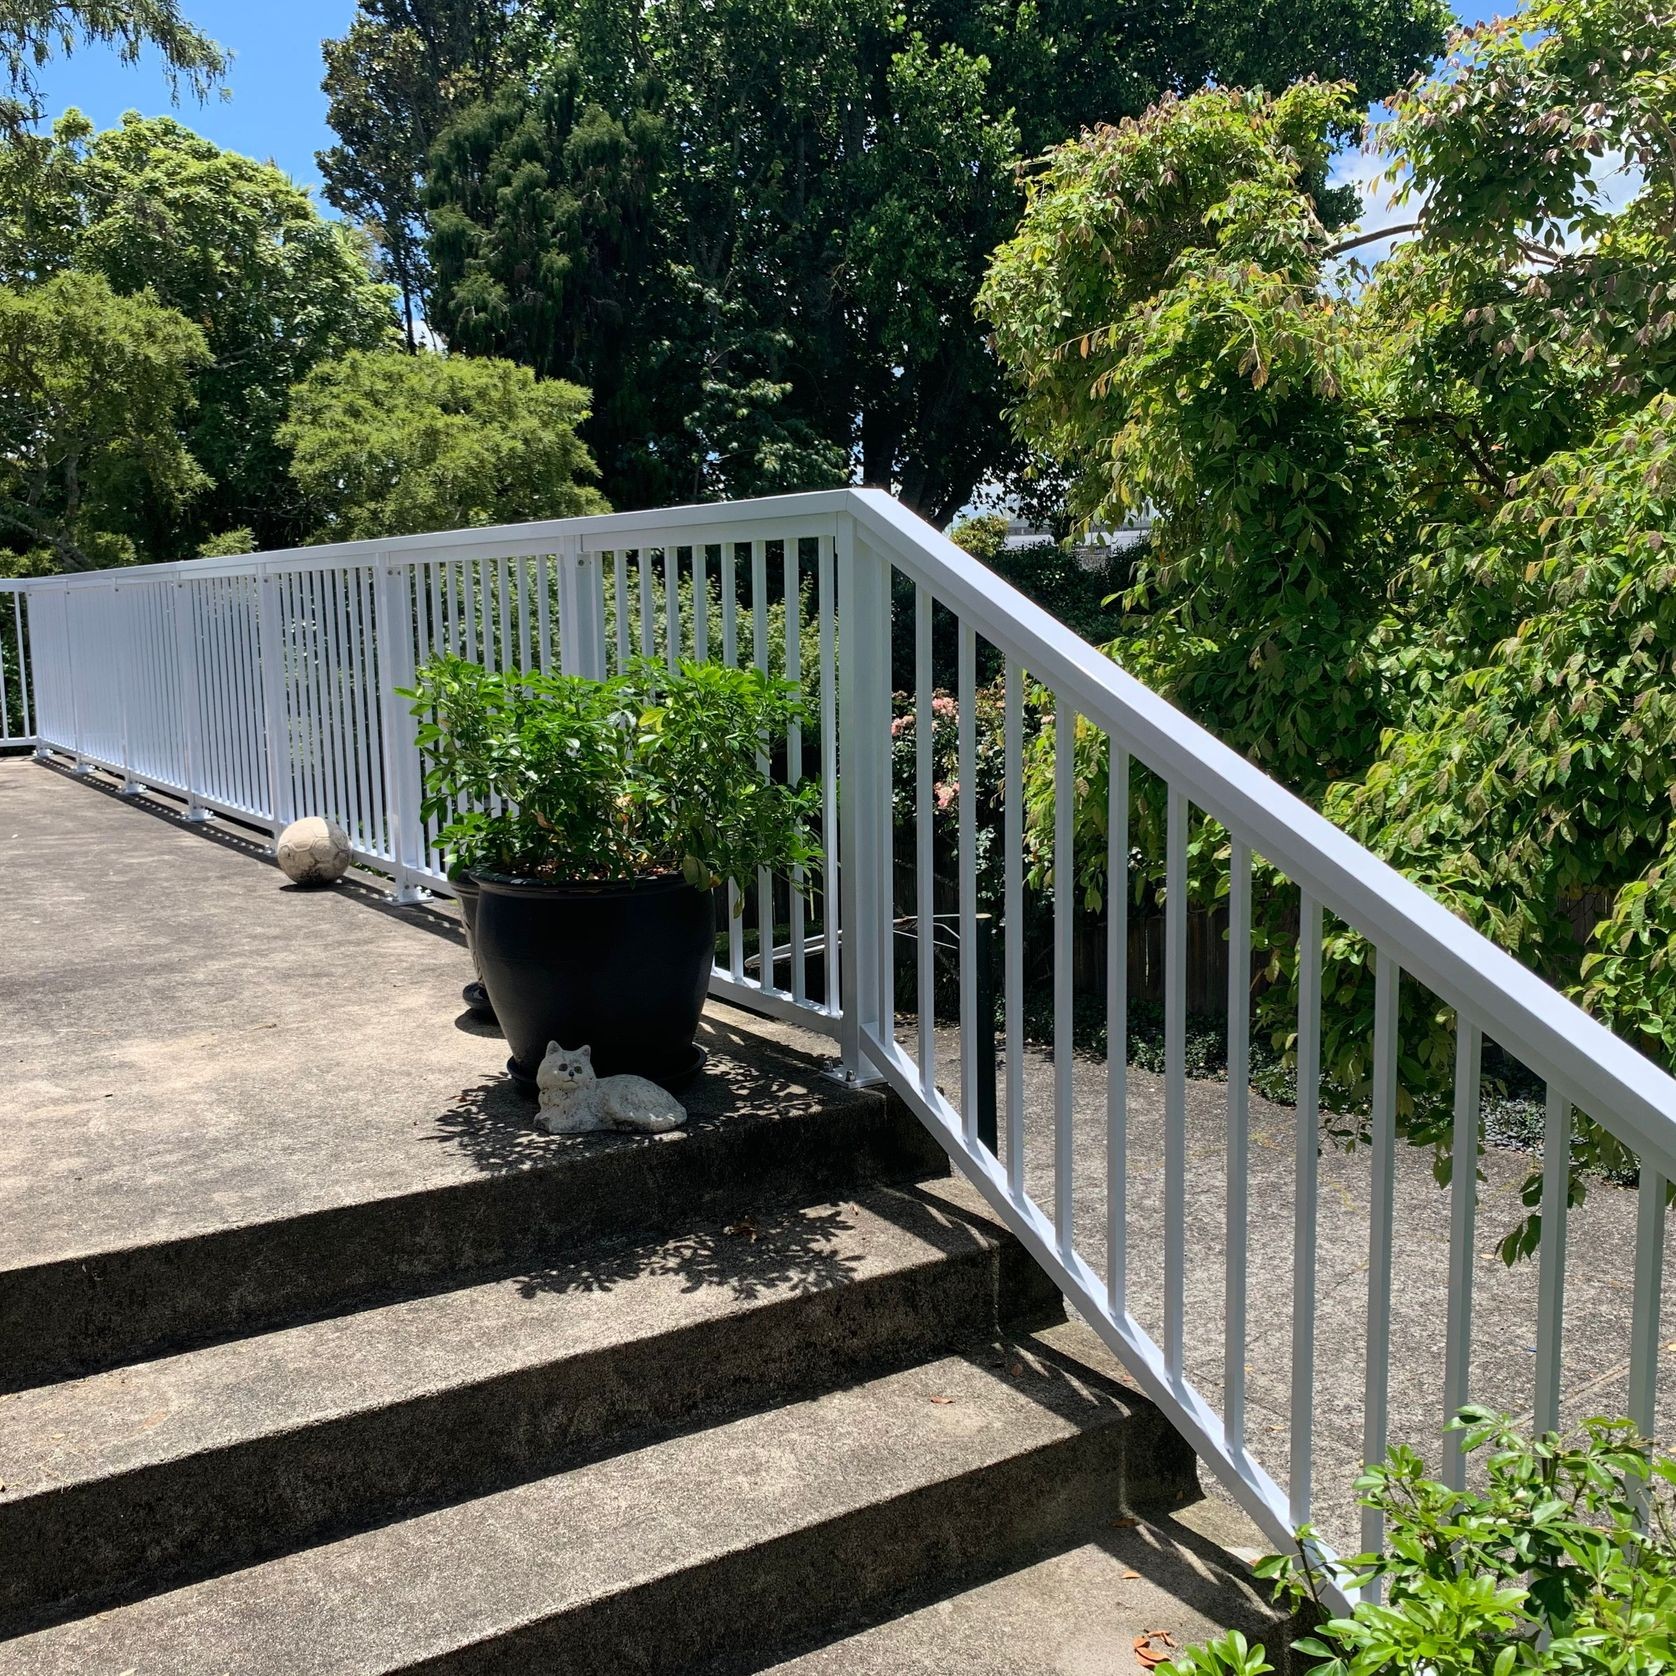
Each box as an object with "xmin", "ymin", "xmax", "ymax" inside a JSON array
[{"xmin": 1326, "ymin": 222, "xmax": 1421, "ymax": 257}]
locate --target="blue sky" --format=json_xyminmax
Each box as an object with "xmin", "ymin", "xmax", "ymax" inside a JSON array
[{"xmin": 28, "ymin": 0, "xmax": 357, "ymax": 195}]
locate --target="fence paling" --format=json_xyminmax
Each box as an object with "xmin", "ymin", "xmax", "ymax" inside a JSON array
[{"xmin": 10, "ymin": 487, "xmax": 1675, "ymax": 1614}]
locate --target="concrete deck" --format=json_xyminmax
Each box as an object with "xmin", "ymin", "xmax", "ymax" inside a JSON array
[{"xmin": 0, "ymin": 757, "xmax": 854, "ymax": 1274}]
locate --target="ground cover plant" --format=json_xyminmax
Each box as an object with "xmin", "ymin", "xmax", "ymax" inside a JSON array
[{"xmin": 1163, "ymin": 1411, "xmax": 1676, "ymax": 1676}]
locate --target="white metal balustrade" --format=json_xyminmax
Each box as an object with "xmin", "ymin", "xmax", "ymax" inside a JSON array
[{"xmin": 8, "ymin": 488, "xmax": 1675, "ymax": 1609}]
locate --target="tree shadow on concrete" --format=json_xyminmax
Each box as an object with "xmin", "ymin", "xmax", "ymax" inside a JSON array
[{"xmin": 509, "ymin": 1201, "xmax": 864, "ymax": 1304}]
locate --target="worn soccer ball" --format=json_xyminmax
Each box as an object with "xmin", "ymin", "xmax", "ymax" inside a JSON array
[{"xmin": 275, "ymin": 816, "xmax": 353, "ymax": 887}]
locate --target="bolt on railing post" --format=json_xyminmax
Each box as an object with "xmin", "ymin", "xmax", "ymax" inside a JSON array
[
  {"xmin": 835, "ymin": 512, "xmax": 889, "ymax": 1084},
  {"xmin": 255, "ymin": 564, "xmax": 291, "ymax": 843},
  {"xmin": 375, "ymin": 556, "xmax": 428, "ymax": 904},
  {"xmin": 170, "ymin": 580, "xmax": 210, "ymax": 821}
]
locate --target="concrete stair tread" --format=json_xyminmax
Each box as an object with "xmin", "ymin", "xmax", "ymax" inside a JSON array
[
  {"xmin": 2, "ymin": 1175, "xmax": 1065, "ymax": 1636},
  {"xmin": 758, "ymin": 1499, "xmax": 1291, "ymax": 1675},
  {"xmin": 1, "ymin": 1178, "xmax": 1007, "ymax": 1497},
  {"xmin": 0, "ymin": 1323, "xmax": 1182, "ymax": 1676},
  {"xmin": 2, "ymin": 1061, "xmax": 945, "ymax": 1390}
]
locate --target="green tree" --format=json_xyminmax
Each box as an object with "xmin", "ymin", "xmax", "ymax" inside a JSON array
[
  {"xmin": 0, "ymin": 270, "xmax": 208, "ymax": 572},
  {"xmin": 1, "ymin": 111, "xmax": 399, "ymax": 554},
  {"xmin": 981, "ymin": 0, "xmax": 1676, "ymax": 1212},
  {"xmin": 1, "ymin": 0, "xmax": 225, "ymax": 148},
  {"xmin": 407, "ymin": 0, "xmax": 1447, "ymax": 516},
  {"xmin": 318, "ymin": 1, "xmax": 514, "ymax": 347},
  {"xmin": 279, "ymin": 347, "xmax": 607, "ymax": 540}
]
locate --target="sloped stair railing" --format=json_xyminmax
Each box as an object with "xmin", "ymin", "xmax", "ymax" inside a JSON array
[{"xmin": 5, "ymin": 488, "xmax": 1673, "ymax": 1608}]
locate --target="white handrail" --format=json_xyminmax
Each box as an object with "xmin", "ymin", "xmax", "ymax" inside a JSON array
[{"xmin": 9, "ymin": 489, "xmax": 1673, "ymax": 1605}]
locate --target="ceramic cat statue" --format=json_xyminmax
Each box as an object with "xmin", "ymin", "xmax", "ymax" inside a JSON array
[{"xmin": 535, "ymin": 1042, "xmax": 688, "ymax": 1135}]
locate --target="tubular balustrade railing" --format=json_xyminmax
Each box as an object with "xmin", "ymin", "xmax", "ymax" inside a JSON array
[{"xmin": 10, "ymin": 489, "xmax": 1676, "ymax": 1608}]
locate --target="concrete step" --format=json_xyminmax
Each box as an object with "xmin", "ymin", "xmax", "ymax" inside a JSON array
[
  {"xmin": 0, "ymin": 1323, "xmax": 1197, "ymax": 1676},
  {"xmin": 756, "ymin": 1496, "xmax": 1295, "ymax": 1675},
  {"xmin": 1, "ymin": 1080, "xmax": 944, "ymax": 1391},
  {"xmin": 0, "ymin": 1178, "xmax": 1059, "ymax": 1637}
]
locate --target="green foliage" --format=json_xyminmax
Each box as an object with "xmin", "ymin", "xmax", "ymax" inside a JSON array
[
  {"xmin": 0, "ymin": 1, "xmax": 226, "ymax": 148},
  {"xmin": 0, "ymin": 111, "xmax": 398, "ymax": 561},
  {"xmin": 398, "ymin": 0, "xmax": 1445, "ymax": 518},
  {"xmin": 197, "ymin": 527, "xmax": 255, "ymax": 558},
  {"xmin": 404, "ymin": 655, "xmax": 820, "ymax": 892},
  {"xmin": 279, "ymin": 348, "xmax": 607, "ymax": 540},
  {"xmin": 982, "ymin": 0, "xmax": 1676, "ymax": 1219},
  {"xmin": 1167, "ymin": 1411, "xmax": 1676, "ymax": 1676},
  {"xmin": 318, "ymin": 1, "xmax": 512, "ymax": 345},
  {"xmin": 0, "ymin": 270, "xmax": 208, "ymax": 570}
]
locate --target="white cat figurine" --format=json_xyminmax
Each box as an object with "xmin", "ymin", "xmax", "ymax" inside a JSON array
[{"xmin": 535, "ymin": 1042, "xmax": 688, "ymax": 1135}]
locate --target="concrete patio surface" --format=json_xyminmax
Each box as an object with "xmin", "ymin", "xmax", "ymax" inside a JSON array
[
  {"xmin": 0, "ymin": 756, "xmax": 861, "ymax": 1275},
  {"xmin": 4, "ymin": 751, "xmax": 1672, "ymax": 1568}
]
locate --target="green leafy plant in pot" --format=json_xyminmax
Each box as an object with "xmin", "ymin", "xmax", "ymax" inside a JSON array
[{"xmin": 406, "ymin": 655, "xmax": 820, "ymax": 1091}]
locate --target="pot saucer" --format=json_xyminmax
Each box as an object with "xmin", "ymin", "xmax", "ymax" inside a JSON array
[{"xmin": 507, "ymin": 1042, "xmax": 709, "ymax": 1097}]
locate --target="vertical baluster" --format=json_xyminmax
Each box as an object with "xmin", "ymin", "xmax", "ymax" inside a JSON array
[
  {"xmin": 1225, "ymin": 838, "xmax": 1252, "ymax": 1456},
  {"xmin": 1164, "ymin": 787, "xmax": 1189, "ymax": 1380},
  {"xmin": 960, "ymin": 624, "xmax": 980, "ymax": 1142},
  {"xmin": 297, "ymin": 573, "xmax": 323, "ymax": 823},
  {"xmin": 305, "ymin": 570, "xmax": 334, "ymax": 819},
  {"xmin": 1107, "ymin": 738, "xmax": 1130, "ymax": 1315},
  {"xmin": 496, "ymin": 556, "xmax": 511, "ymax": 674},
  {"xmin": 1004, "ymin": 660, "xmax": 1024, "ymax": 1194},
  {"xmin": 665, "ymin": 547, "xmax": 680, "ymax": 671},
  {"xmin": 694, "ymin": 546, "xmax": 710, "ymax": 662},
  {"xmin": 17, "ymin": 594, "xmax": 30, "ymax": 740},
  {"xmin": 364, "ymin": 565, "xmax": 391, "ymax": 859},
  {"xmin": 536, "ymin": 554, "xmax": 554, "ymax": 675},
  {"xmin": 915, "ymin": 586, "xmax": 936, "ymax": 1094},
  {"xmin": 613, "ymin": 552, "xmax": 629, "ymax": 671},
  {"xmin": 722, "ymin": 544, "xmax": 743, "ymax": 981},
  {"xmin": 786, "ymin": 545, "xmax": 806, "ymax": 1005},
  {"xmin": 1534, "ymin": 1088, "xmax": 1573, "ymax": 1436},
  {"xmin": 461, "ymin": 558, "xmax": 478, "ymax": 668},
  {"xmin": 204, "ymin": 581, "xmax": 230, "ymax": 804},
  {"xmin": 223, "ymin": 579, "xmax": 252, "ymax": 810},
  {"xmin": 1053, "ymin": 702, "xmax": 1075, "ymax": 1248},
  {"xmin": 323, "ymin": 570, "xmax": 354, "ymax": 826},
  {"xmin": 245, "ymin": 577, "xmax": 272, "ymax": 815},
  {"xmin": 0, "ymin": 595, "xmax": 13, "ymax": 740},
  {"xmin": 753, "ymin": 540, "xmax": 774, "ymax": 991},
  {"xmin": 354, "ymin": 566, "xmax": 383, "ymax": 853},
  {"xmin": 276, "ymin": 575, "xmax": 299, "ymax": 820},
  {"xmin": 516, "ymin": 555, "xmax": 530, "ymax": 673},
  {"xmin": 1443, "ymin": 1020, "xmax": 1482, "ymax": 1489},
  {"xmin": 817, "ymin": 536, "xmax": 839, "ymax": 1014},
  {"xmin": 1362, "ymin": 951, "xmax": 1401, "ymax": 1572},
  {"xmin": 444, "ymin": 560, "xmax": 460, "ymax": 659},
  {"xmin": 638, "ymin": 550, "xmax": 655, "ymax": 662},
  {"xmin": 1290, "ymin": 894, "xmax": 1324, "ymax": 1528},
  {"xmin": 1629, "ymin": 1167, "xmax": 1668, "ymax": 1448}
]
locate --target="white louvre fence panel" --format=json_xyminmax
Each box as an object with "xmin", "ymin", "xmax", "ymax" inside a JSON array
[{"xmin": 9, "ymin": 489, "xmax": 1675, "ymax": 1608}]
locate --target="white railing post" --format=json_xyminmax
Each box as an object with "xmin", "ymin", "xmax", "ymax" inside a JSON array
[
  {"xmin": 170, "ymin": 580, "xmax": 210, "ymax": 822},
  {"xmin": 557, "ymin": 534, "xmax": 605, "ymax": 680},
  {"xmin": 375, "ymin": 555, "xmax": 428, "ymax": 903},
  {"xmin": 255, "ymin": 563, "xmax": 291, "ymax": 841},
  {"xmin": 835, "ymin": 512, "xmax": 889, "ymax": 1083}
]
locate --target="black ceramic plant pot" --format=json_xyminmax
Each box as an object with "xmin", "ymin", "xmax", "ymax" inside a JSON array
[
  {"xmin": 470, "ymin": 871, "xmax": 716, "ymax": 1093},
  {"xmin": 450, "ymin": 875, "xmax": 497, "ymax": 1021}
]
